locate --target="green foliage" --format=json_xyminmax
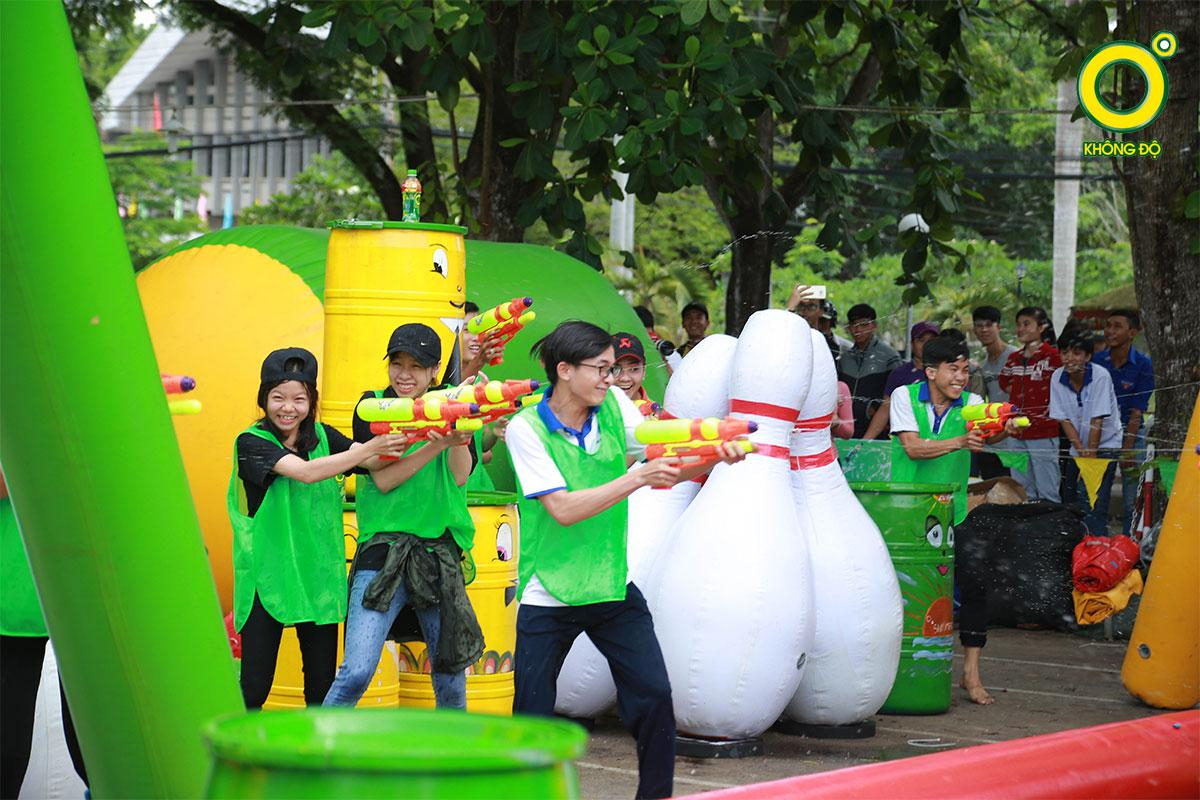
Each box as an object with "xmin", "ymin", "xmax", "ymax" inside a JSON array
[
  {"xmin": 65, "ymin": 0, "xmax": 150, "ymax": 101},
  {"xmin": 778, "ymin": 236, "xmax": 1131, "ymax": 352},
  {"xmin": 241, "ymin": 154, "xmax": 384, "ymax": 227},
  {"xmin": 608, "ymin": 248, "xmax": 722, "ymax": 343},
  {"xmin": 104, "ymin": 132, "xmax": 207, "ymax": 269}
]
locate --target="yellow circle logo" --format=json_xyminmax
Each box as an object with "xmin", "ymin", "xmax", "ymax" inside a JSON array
[{"xmin": 1077, "ymin": 32, "xmax": 1175, "ymax": 133}]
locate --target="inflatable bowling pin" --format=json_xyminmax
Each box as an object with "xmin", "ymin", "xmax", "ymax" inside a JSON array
[
  {"xmin": 650, "ymin": 310, "xmax": 815, "ymax": 739},
  {"xmin": 555, "ymin": 335, "xmax": 739, "ymax": 718},
  {"xmin": 785, "ymin": 329, "xmax": 902, "ymax": 725}
]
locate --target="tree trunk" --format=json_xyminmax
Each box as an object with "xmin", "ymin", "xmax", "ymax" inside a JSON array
[
  {"xmin": 1120, "ymin": 2, "xmax": 1200, "ymax": 449},
  {"xmin": 380, "ymin": 54, "xmax": 447, "ymax": 220}
]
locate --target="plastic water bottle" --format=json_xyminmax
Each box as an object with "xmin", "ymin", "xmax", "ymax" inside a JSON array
[{"xmin": 402, "ymin": 169, "xmax": 422, "ymax": 222}]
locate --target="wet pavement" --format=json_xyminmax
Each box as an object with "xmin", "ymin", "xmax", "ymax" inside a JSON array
[{"xmin": 576, "ymin": 628, "xmax": 1173, "ymax": 798}]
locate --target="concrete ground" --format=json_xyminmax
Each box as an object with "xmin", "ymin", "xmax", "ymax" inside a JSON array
[{"xmin": 576, "ymin": 628, "xmax": 1172, "ymax": 798}]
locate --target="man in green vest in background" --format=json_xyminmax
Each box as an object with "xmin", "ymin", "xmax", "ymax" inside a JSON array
[
  {"xmin": 889, "ymin": 334, "xmax": 1020, "ymax": 706},
  {"xmin": 506, "ymin": 321, "xmax": 745, "ymax": 800}
]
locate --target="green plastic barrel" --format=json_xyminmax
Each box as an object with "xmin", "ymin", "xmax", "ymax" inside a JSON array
[
  {"xmin": 851, "ymin": 482, "xmax": 956, "ymax": 714},
  {"xmin": 204, "ymin": 708, "xmax": 587, "ymax": 799}
]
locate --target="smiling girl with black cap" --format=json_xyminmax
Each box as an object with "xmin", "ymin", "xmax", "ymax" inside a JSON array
[
  {"xmin": 323, "ymin": 323, "xmax": 483, "ymax": 710},
  {"xmin": 228, "ymin": 348, "xmax": 407, "ymax": 710}
]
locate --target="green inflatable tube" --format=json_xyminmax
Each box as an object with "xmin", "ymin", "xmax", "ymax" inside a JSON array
[{"xmin": 0, "ymin": 3, "xmax": 242, "ymax": 797}]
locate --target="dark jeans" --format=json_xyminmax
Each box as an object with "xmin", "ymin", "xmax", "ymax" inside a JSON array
[
  {"xmin": 1, "ymin": 636, "xmax": 87, "ymax": 798},
  {"xmin": 956, "ymin": 527, "xmax": 989, "ymax": 650},
  {"xmin": 239, "ymin": 594, "xmax": 339, "ymax": 709},
  {"xmin": 514, "ymin": 583, "xmax": 675, "ymax": 800}
]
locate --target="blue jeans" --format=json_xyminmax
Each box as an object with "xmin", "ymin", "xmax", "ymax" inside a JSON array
[
  {"xmin": 323, "ymin": 569, "xmax": 466, "ymax": 709},
  {"xmin": 1121, "ymin": 428, "xmax": 1147, "ymax": 536},
  {"xmin": 1077, "ymin": 448, "xmax": 1119, "ymax": 535}
]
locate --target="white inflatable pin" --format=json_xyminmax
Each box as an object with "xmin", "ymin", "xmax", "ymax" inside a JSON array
[
  {"xmin": 648, "ymin": 310, "xmax": 815, "ymax": 739},
  {"xmin": 785, "ymin": 329, "xmax": 902, "ymax": 725}
]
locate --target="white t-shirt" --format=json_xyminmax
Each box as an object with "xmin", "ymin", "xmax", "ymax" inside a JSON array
[
  {"xmin": 890, "ymin": 383, "xmax": 984, "ymax": 436},
  {"xmin": 1048, "ymin": 364, "xmax": 1123, "ymax": 456},
  {"xmin": 506, "ymin": 386, "xmax": 646, "ymax": 606}
]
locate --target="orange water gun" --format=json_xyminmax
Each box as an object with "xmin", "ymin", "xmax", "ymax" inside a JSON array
[
  {"xmin": 961, "ymin": 402, "xmax": 1030, "ymax": 438},
  {"xmin": 466, "ymin": 297, "xmax": 536, "ymax": 366},
  {"xmin": 357, "ymin": 395, "xmax": 483, "ymax": 459}
]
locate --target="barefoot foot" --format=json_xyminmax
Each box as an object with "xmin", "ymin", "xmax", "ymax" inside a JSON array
[{"xmin": 960, "ymin": 678, "xmax": 994, "ymax": 705}]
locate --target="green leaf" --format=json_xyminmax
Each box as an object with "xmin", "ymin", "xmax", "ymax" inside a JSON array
[
  {"xmin": 679, "ymin": 115, "xmax": 703, "ymax": 135},
  {"xmin": 824, "ymin": 5, "xmax": 844, "ymax": 38},
  {"xmin": 608, "ymin": 51, "xmax": 635, "ymax": 65},
  {"xmin": 594, "ymin": 24, "xmax": 610, "ymax": 50},
  {"xmin": 680, "ymin": 0, "xmax": 707, "ymax": 27},
  {"xmin": 1184, "ymin": 190, "xmax": 1200, "ymax": 220},
  {"xmin": 1080, "ymin": 1, "xmax": 1109, "ymax": 45},
  {"xmin": 301, "ymin": 7, "xmax": 338, "ymax": 27},
  {"xmin": 634, "ymin": 15, "xmax": 658, "ymax": 36},
  {"xmin": 499, "ymin": 138, "xmax": 527, "ymax": 148},
  {"xmin": 578, "ymin": 39, "xmax": 596, "ymax": 56},
  {"xmin": 902, "ymin": 245, "xmax": 928, "ymax": 273},
  {"xmin": 507, "ymin": 80, "xmax": 538, "ymax": 92},
  {"xmin": 708, "ymin": 0, "xmax": 730, "ymax": 22},
  {"xmin": 356, "ymin": 19, "xmax": 378, "ymax": 48},
  {"xmin": 685, "ymin": 35, "xmax": 700, "ymax": 61},
  {"xmin": 935, "ymin": 187, "xmax": 958, "ymax": 214},
  {"xmin": 438, "ymin": 82, "xmax": 460, "ymax": 113}
]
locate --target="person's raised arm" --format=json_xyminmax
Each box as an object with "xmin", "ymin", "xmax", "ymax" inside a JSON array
[
  {"xmin": 537, "ymin": 459, "xmax": 682, "ymax": 527},
  {"xmin": 897, "ymin": 430, "xmax": 982, "ymax": 460},
  {"xmin": 272, "ymin": 434, "xmax": 408, "ymax": 484},
  {"xmin": 863, "ymin": 397, "xmax": 892, "ymax": 440},
  {"xmin": 370, "ymin": 429, "xmax": 474, "ymax": 493}
]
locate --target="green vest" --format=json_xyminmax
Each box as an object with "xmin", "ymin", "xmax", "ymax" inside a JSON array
[
  {"xmin": 1, "ymin": 497, "xmax": 48, "ymax": 637},
  {"xmin": 227, "ymin": 424, "xmax": 346, "ymax": 631},
  {"xmin": 356, "ymin": 391, "xmax": 475, "ymax": 554},
  {"xmin": 890, "ymin": 382, "xmax": 971, "ymax": 524},
  {"xmin": 465, "ymin": 428, "xmax": 497, "ymax": 493},
  {"xmin": 516, "ymin": 392, "xmax": 629, "ymax": 605}
]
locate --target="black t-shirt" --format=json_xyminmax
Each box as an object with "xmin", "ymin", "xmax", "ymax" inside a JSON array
[
  {"xmin": 236, "ymin": 422, "xmax": 354, "ymax": 517},
  {"xmin": 351, "ymin": 387, "xmax": 479, "ymax": 570}
]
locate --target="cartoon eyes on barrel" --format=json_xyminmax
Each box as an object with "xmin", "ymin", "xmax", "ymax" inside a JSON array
[
  {"xmin": 431, "ymin": 247, "xmax": 449, "ymax": 278},
  {"xmin": 496, "ymin": 521, "xmax": 513, "ymax": 562},
  {"xmin": 925, "ymin": 516, "xmax": 944, "ymax": 548}
]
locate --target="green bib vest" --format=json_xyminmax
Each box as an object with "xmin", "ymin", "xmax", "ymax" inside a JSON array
[
  {"xmin": 516, "ymin": 392, "xmax": 629, "ymax": 605},
  {"xmin": 465, "ymin": 428, "xmax": 497, "ymax": 493},
  {"xmin": 227, "ymin": 424, "xmax": 346, "ymax": 631},
  {"xmin": 1, "ymin": 497, "xmax": 48, "ymax": 637},
  {"xmin": 890, "ymin": 382, "xmax": 971, "ymax": 524},
  {"xmin": 356, "ymin": 391, "xmax": 475, "ymax": 554}
]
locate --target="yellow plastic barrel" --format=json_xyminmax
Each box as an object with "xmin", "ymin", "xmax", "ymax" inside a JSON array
[
  {"xmin": 264, "ymin": 509, "xmax": 398, "ymax": 709},
  {"xmin": 320, "ymin": 220, "xmax": 469, "ymax": 436},
  {"xmin": 396, "ymin": 492, "xmax": 519, "ymax": 714}
]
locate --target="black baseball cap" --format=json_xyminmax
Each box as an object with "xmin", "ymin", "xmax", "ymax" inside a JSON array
[
  {"xmin": 611, "ymin": 332, "xmax": 645, "ymax": 363},
  {"xmin": 385, "ymin": 323, "xmax": 441, "ymax": 367},
  {"xmin": 260, "ymin": 347, "xmax": 318, "ymax": 385}
]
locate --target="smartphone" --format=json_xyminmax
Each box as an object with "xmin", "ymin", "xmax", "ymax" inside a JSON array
[{"xmin": 798, "ymin": 285, "xmax": 827, "ymax": 299}]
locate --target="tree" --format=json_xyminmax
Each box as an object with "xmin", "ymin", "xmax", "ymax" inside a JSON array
[
  {"xmin": 1037, "ymin": 0, "xmax": 1199, "ymax": 452},
  {"xmin": 240, "ymin": 153, "xmax": 383, "ymax": 226},
  {"xmin": 105, "ymin": 132, "xmax": 207, "ymax": 268}
]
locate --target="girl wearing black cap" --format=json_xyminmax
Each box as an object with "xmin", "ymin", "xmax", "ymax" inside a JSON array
[
  {"xmin": 228, "ymin": 347, "xmax": 405, "ymax": 709},
  {"xmin": 324, "ymin": 323, "xmax": 482, "ymax": 710}
]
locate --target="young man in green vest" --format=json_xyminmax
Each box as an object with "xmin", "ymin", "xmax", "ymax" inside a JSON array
[
  {"xmin": 889, "ymin": 334, "xmax": 1019, "ymax": 706},
  {"xmin": 506, "ymin": 321, "xmax": 745, "ymax": 800}
]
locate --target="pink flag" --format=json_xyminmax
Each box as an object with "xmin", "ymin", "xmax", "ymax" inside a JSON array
[
  {"xmin": 152, "ymin": 93, "xmax": 162, "ymax": 131},
  {"xmin": 197, "ymin": 193, "xmax": 208, "ymax": 220}
]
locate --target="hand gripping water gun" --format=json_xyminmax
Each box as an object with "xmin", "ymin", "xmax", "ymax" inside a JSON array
[
  {"xmin": 356, "ymin": 395, "xmax": 484, "ymax": 459},
  {"xmin": 961, "ymin": 402, "xmax": 1030, "ymax": 438},
  {"xmin": 466, "ymin": 297, "xmax": 536, "ymax": 365},
  {"xmin": 634, "ymin": 398, "xmax": 663, "ymax": 418},
  {"xmin": 635, "ymin": 416, "xmax": 758, "ymax": 466},
  {"xmin": 426, "ymin": 379, "xmax": 543, "ymax": 425}
]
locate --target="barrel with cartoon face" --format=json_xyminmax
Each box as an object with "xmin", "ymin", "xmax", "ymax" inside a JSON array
[
  {"xmin": 321, "ymin": 220, "xmax": 469, "ymax": 436},
  {"xmin": 851, "ymin": 482, "xmax": 956, "ymax": 715}
]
